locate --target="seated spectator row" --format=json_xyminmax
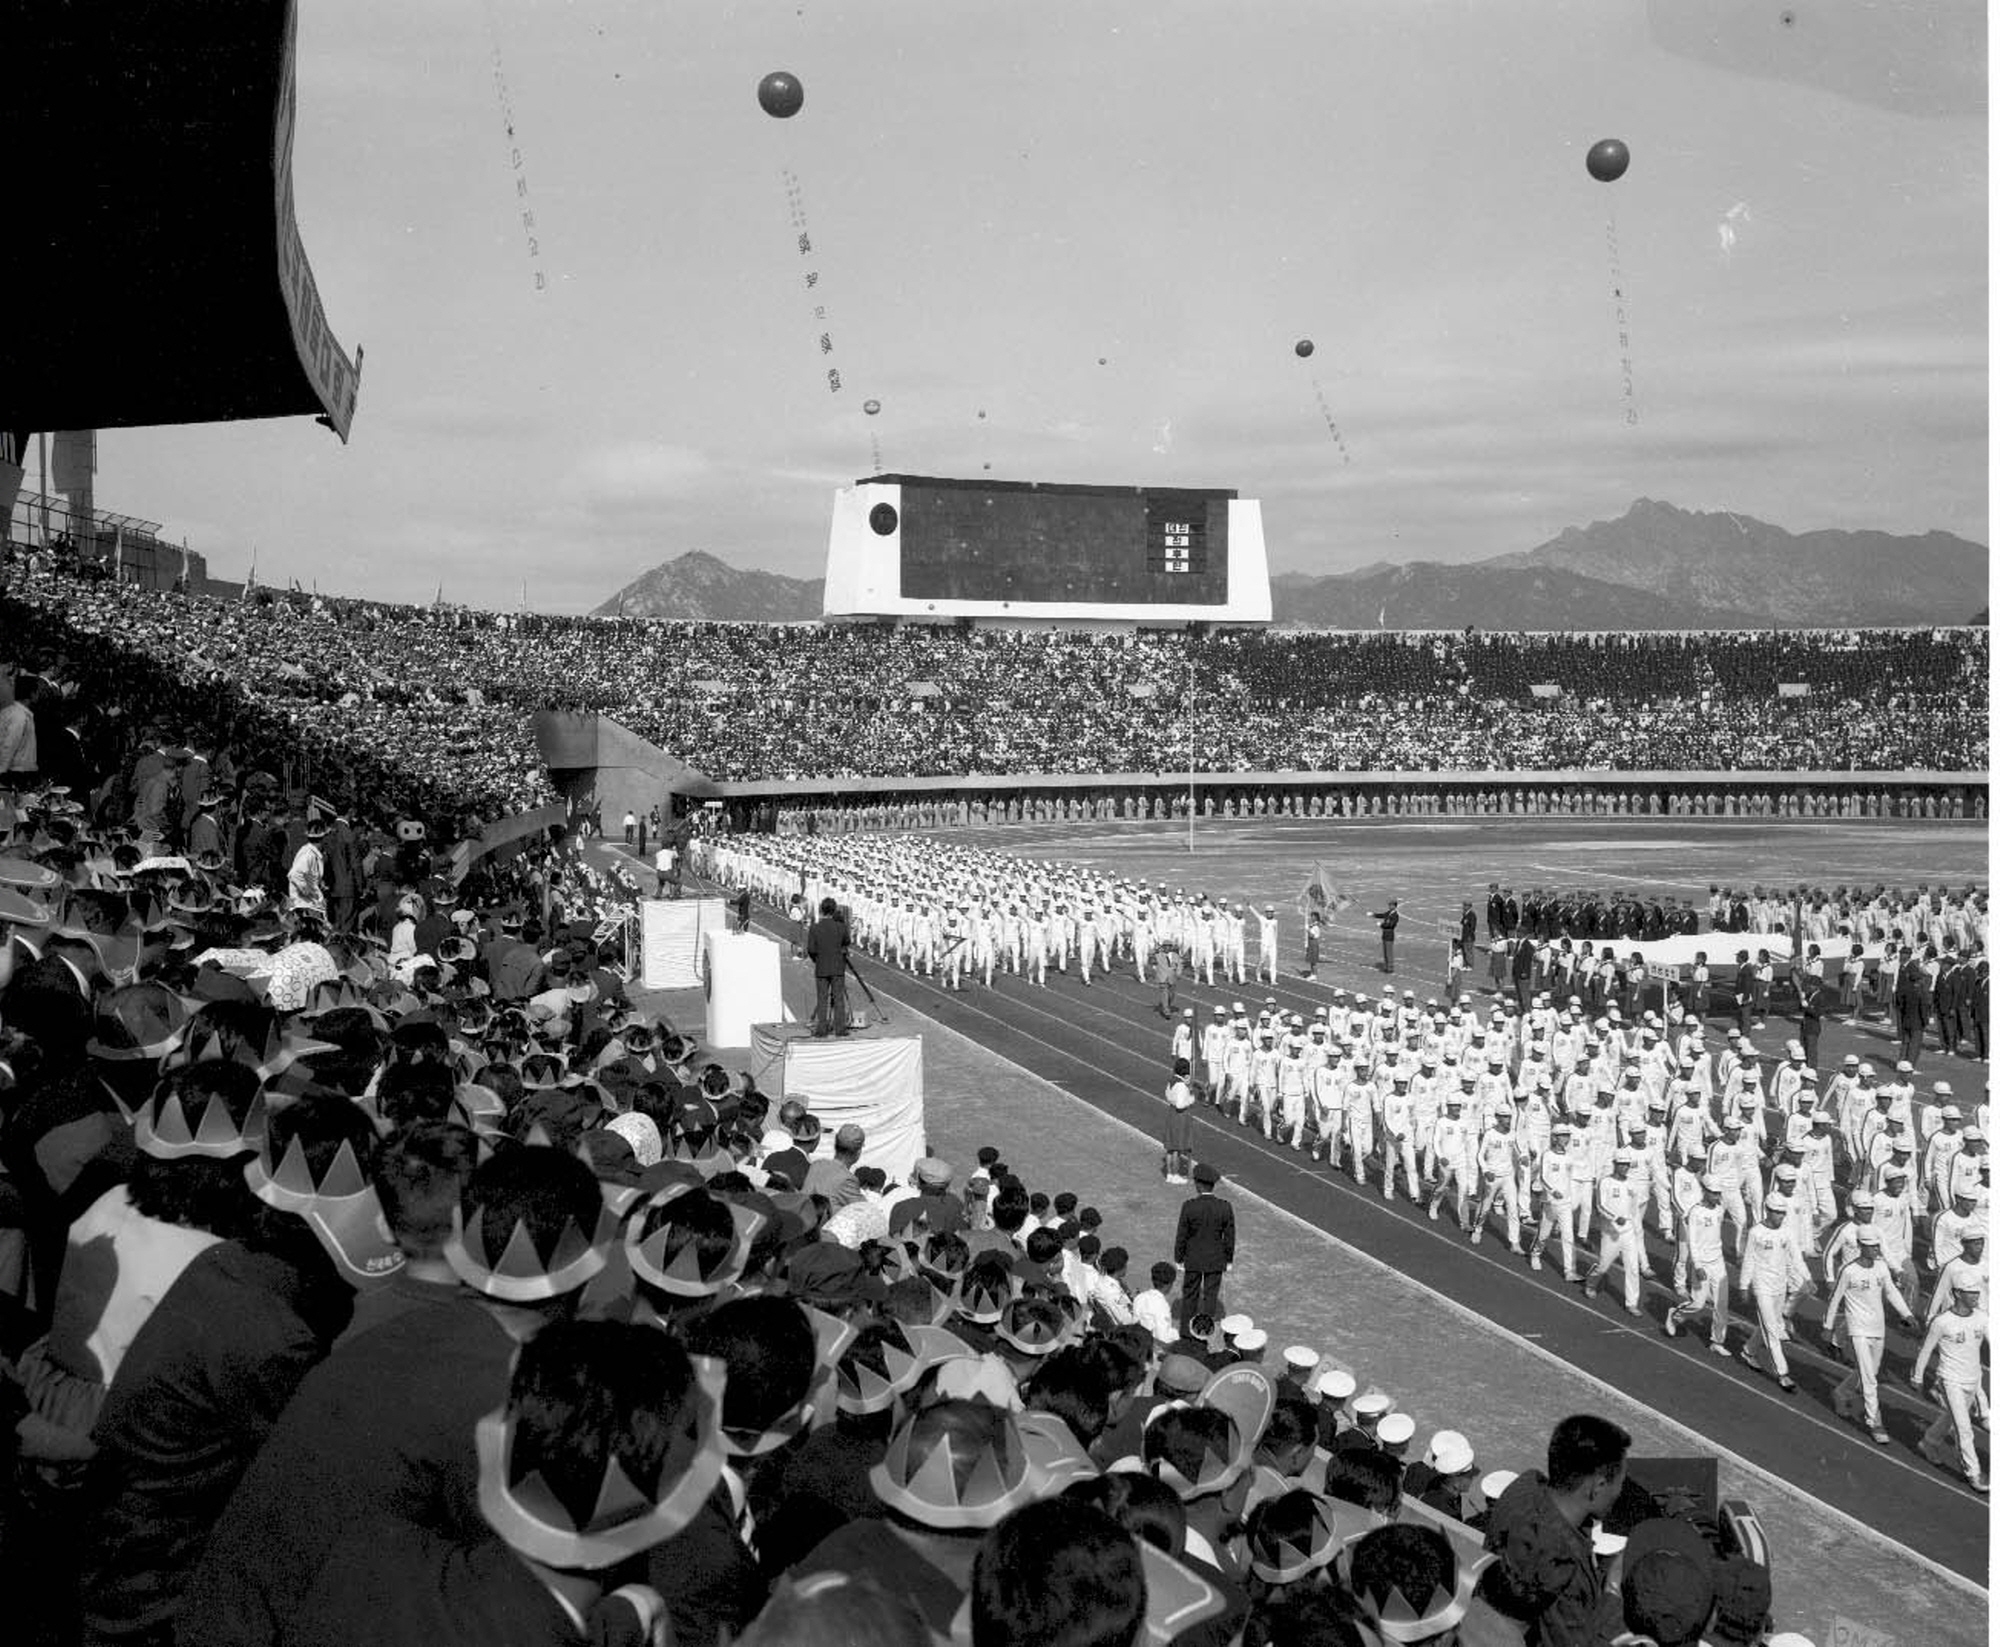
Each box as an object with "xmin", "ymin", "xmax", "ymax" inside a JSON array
[{"xmin": 3, "ymin": 551, "xmax": 1987, "ymax": 795}]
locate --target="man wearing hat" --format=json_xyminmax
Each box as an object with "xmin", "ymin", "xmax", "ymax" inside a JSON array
[
  {"xmin": 1583, "ymin": 1149, "xmax": 1645, "ymax": 1316},
  {"xmin": 1614, "ymin": 1519, "xmax": 1718, "ymax": 1647},
  {"xmin": 891, "ymin": 1157, "xmax": 968, "ymax": 1239},
  {"xmin": 1913, "ymin": 1273, "xmax": 1990, "ymax": 1490},
  {"xmin": 1277, "ymin": 1344, "xmax": 1321, "ymax": 1401},
  {"xmin": 1825, "ymin": 1226, "xmax": 1916, "ymax": 1443},
  {"xmin": 1738, "ymin": 1195, "xmax": 1810, "ymax": 1392},
  {"xmin": 1664, "ymin": 1174, "xmax": 1733, "ymax": 1355},
  {"xmin": 1928, "ymin": 1218, "xmax": 1986, "ymax": 1322},
  {"xmin": 1406, "ymin": 1428, "xmax": 1480, "ymax": 1521},
  {"xmin": 1173, "ymin": 1163, "xmax": 1235, "ymax": 1334}
]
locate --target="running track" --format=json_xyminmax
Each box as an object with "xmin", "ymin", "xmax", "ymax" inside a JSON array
[{"xmin": 685, "ymin": 816, "xmax": 1992, "ymax": 1580}]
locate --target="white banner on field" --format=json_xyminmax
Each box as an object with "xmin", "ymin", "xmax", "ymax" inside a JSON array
[
  {"xmin": 639, "ymin": 898, "xmax": 726, "ymax": 990},
  {"xmin": 1617, "ymin": 932, "xmax": 1887, "ymax": 969}
]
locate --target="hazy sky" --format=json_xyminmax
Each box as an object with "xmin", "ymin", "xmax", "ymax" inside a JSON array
[{"xmin": 91, "ymin": 0, "xmax": 1986, "ymax": 610}]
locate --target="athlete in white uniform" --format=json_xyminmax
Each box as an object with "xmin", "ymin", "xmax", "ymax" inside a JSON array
[
  {"xmin": 1663, "ymin": 1175, "xmax": 1732, "ymax": 1353},
  {"xmin": 1826, "ymin": 1229, "xmax": 1916, "ymax": 1444},
  {"xmin": 1584, "ymin": 1150, "xmax": 1646, "ymax": 1316},
  {"xmin": 1739, "ymin": 1195, "xmax": 1811, "ymax": 1392},
  {"xmin": 1913, "ymin": 1280, "xmax": 1990, "ymax": 1490}
]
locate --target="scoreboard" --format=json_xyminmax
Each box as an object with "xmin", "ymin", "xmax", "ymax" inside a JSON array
[{"xmin": 823, "ymin": 476, "xmax": 1270, "ymax": 621}]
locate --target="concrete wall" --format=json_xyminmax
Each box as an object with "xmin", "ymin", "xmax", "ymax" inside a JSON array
[{"xmin": 533, "ymin": 711, "xmax": 717, "ymax": 834}]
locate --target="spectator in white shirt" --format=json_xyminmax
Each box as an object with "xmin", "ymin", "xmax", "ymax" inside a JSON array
[{"xmin": 1132, "ymin": 1260, "xmax": 1179, "ymax": 1346}]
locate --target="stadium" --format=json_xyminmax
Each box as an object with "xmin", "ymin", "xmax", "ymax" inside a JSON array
[{"xmin": 0, "ymin": 6, "xmax": 1988, "ymax": 1647}]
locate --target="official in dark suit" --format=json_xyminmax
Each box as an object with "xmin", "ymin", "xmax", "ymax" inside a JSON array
[
  {"xmin": 1893, "ymin": 961, "xmax": 1926, "ymax": 1069},
  {"xmin": 1795, "ymin": 971, "xmax": 1828, "ymax": 1070},
  {"xmin": 1370, "ymin": 899, "xmax": 1401, "ymax": 974},
  {"xmin": 1173, "ymin": 1163, "xmax": 1235, "ymax": 1332},
  {"xmin": 805, "ymin": 898, "xmax": 852, "ymax": 1037}
]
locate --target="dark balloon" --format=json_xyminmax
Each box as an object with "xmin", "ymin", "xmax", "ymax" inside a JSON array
[
  {"xmin": 863, "ymin": 399, "xmax": 881, "ymax": 415},
  {"xmin": 757, "ymin": 71, "xmax": 804, "ymax": 118},
  {"xmin": 1585, "ymin": 138, "xmax": 1630, "ymax": 182},
  {"xmin": 1294, "ymin": 339, "xmax": 1314, "ymax": 358}
]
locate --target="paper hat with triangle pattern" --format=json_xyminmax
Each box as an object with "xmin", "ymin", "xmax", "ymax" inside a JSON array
[
  {"xmin": 302, "ymin": 1177, "xmax": 406, "ymax": 1290},
  {"xmin": 245, "ymin": 1131, "xmax": 371, "ymax": 1214},
  {"xmin": 446, "ymin": 1190, "xmax": 618, "ymax": 1303},
  {"xmin": 723, "ymin": 1305, "xmax": 856, "ymax": 1459},
  {"xmin": 180, "ymin": 1014, "xmax": 339, "ymax": 1082},
  {"xmin": 1124, "ymin": 1402, "xmax": 1243, "ymax": 1502},
  {"xmin": 994, "ymin": 1294, "xmax": 1075, "ymax": 1359},
  {"xmin": 943, "ymin": 1535, "xmax": 1228, "ymax": 1647},
  {"xmin": 624, "ymin": 1182, "xmax": 768, "ymax": 1298},
  {"xmin": 952, "ymin": 1264, "xmax": 1020, "ymax": 1326},
  {"xmin": 476, "ymin": 1353, "xmax": 727, "ymax": 1570},
  {"xmin": 868, "ymin": 1401, "xmax": 1042, "ymax": 1531},
  {"xmin": 132, "ymin": 1081, "xmax": 270, "ymax": 1161},
  {"xmin": 836, "ymin": 1321, "xmax": 975, "ymax": 1416},
  {"xmin": 1355, "ymin": 1542, "xmax": 1496, "ymax": 1644},
  {"xmin": 86, "ymin": 982, "xmax": 192, "ymax": 1063},
  {"xmin": 1247, "ymin": 1491, "xmax": 1384, "ymax": 1584}
]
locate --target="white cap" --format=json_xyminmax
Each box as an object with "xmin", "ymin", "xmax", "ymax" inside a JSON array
[
  {"xmin": 1935, "ymin": 1081, "xmax": 1955, "ymax": 1096},
  {"xmin": 1283, "ymin": 1345, "xmax": 1321, "ymax": 1373},
  {"xmin": 1856, "ymin": 1227, "xmax": 1883, "ymax": 1247},
  {"xmin": 1766, "ymin": 1635, "xmax": 1819, "ymax": 1647},
  {"xmin": 1311, "ymin": 1366, "xmax": 1357, "ymax": 1401},
  {"xmin": 1218, "ymin": 1313, "xmax": 1253, "ymax": 1337},
  {"xmin": 1424, "ymin": 1429, "xmax": 1475, "ymax": 1475},
  {"xmin": 1351, "ymin": 1387, "xmax": 1393, "ymax": 1418},
  {"xmin": 1377, "ymin": 1412, "xmax": 1416, "ymax": 1446},
  {"xmin": 1235, "ymin": 1328, "xmax": 1269, "ymax": 1352},
  {"xmin": 1480, "ymin": 1468, "xmax": 1518, "ymax": 1502}
]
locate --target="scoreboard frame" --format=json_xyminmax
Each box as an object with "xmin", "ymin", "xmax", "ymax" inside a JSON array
[{"xmin": 822, "ymin": 475, "xmax": 1273, "ymax": 625}]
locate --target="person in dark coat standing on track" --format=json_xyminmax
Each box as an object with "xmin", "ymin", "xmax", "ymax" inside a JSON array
[
  {"xmin": 1173, "ymin": 1162, "xmax": 1235, "ymax": 1332},
  {"xmin": 1459, "ymin": 901, "xmax": 1478, "ymax": 969},
  {"xmin": 1893, "ymin": 958, "xmax": 1927, "ymax": 1070},
  {"xmin": 1371, "ymin": 899, "xmax": 1401, "ymax": 975},
  {"xmin": 1512, "ymin": 933, "xmax": 1538, "ymax": 1014},
  {"xmin": 806, "ymin": 896, "xmax": 852, "ymax": 1038},
  {"xmin": 1795, "ymin": 967, "xmax": 1830, "ymax": 1071}
]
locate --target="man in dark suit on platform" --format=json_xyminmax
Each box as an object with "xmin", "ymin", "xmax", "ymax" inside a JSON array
[
  {"xmin": 1173, "ymin": 1163, "xmax": 1236, "ymax": 1332},
  {"xmin": 805, "ymin": 897, "xmax": 851, "ymax": 1037}
]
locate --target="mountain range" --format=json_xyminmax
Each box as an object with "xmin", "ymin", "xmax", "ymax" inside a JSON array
[{"xmin": 593, "ymin": 500, "xmax": 1987, "ymax": 628}]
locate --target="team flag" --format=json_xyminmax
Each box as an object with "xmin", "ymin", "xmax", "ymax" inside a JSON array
[{"xmin": 1296, "ymin": 862, "xmax": 1354, "ymax": 922}]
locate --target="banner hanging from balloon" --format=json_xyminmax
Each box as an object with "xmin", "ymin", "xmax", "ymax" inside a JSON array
[
  {"xmin": 484, "ymin": 5, "xmax": 547, "ymax": 295},
  {"xmin": 1309, "ymin": 378, "xmax": 1352, "ymax": 464},
  {"xmin": 780, "ymin": 167, "xmax": 846, "ymax": 399},
  {"xmin": 1605, "ymin": 206, "xmax": 1639, "ymax": 426}
]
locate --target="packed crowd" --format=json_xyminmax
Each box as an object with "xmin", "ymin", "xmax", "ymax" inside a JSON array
[
  {"xmin": 0, "ymin": 778, "xmax": 1838, "ymax": 1647},
  {"xmin": 700, "ymin": 831, "xmax": 1991, "ymax": 1493},
  {"xmin": 2, "ymin": 554, "xmax": 1987, "ymax": 790}
]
